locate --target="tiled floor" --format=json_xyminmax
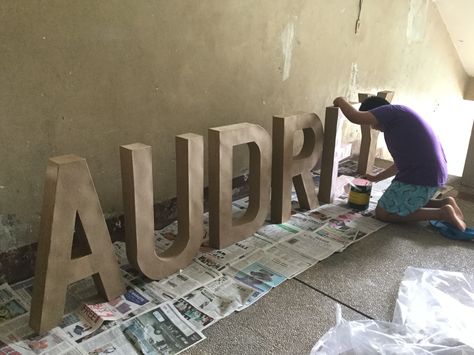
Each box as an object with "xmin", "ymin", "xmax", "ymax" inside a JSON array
[{"xmin": 184, "ymin": 184, "xmax": 474, "ymax": 354}]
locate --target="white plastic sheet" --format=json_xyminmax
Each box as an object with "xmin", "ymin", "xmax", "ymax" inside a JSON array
[{"xmin": 311, "ymin": 267, "xmax": 474, "ymax": 355}]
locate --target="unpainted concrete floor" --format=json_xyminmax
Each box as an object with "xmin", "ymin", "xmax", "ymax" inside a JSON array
[{"xmin": 183, "ymin": 181, "xmax": 474, "ymax": 355}]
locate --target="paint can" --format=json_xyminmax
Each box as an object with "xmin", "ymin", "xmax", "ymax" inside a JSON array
[{"xmin": 348, "ymin": 178, "xmax": 372, "ymax": 210}]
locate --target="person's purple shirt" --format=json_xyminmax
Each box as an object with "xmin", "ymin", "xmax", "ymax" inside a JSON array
[{"xmin": 370, "ymin": 104, "xmax": 447, "ymax": 187}]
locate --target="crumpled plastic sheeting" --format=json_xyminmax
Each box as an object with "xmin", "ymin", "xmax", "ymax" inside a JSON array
[{"xmin": 311, "ymin": 267, "xmax": 474, "ymax": 355}]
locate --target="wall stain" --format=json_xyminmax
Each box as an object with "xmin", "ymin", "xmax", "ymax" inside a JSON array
[
  {"xmin": 407, "ymin": 0, "xmax": 429, "ymax": 44},
  {"xmin": 281, "ymin": 21, "xmax": 296, "ymax": 82}
]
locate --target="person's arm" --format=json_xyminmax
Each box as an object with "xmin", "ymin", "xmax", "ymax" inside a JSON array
[
  {"xmin": 333, "ymin": 97, "xmax": 377, "ymax": 126},
  {"xmin": 364, "ymin": 164, "xmax": 398, "ymax": 182}
]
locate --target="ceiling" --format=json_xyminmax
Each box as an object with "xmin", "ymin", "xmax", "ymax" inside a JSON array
[{"xmin": 435, "ymin": 0, "xmax": 474, "ymax": 77}]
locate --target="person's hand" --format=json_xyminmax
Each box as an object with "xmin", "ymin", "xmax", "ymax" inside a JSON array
[
  {"xmin": 362, "ymin": 174, "xmax": 378, "ymax": 182},
  {"xmin": 333, "ymin": 97, "xmax": 346, "ymax": 107}
]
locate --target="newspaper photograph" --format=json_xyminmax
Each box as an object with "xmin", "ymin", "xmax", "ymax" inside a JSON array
[
  {"xmin": 122, "ymin": 303, "xmax": 205, "ymax": 355},
  {"xmin": 226, "ymin": 251, "xmax": 286, "ymax": 288},
  {"xmin": 173, "ymin": 298, "xmax": 217, "ymax": 331}
]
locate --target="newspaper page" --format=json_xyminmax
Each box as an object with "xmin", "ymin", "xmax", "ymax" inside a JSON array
[
  {"xmin": 79, "ymin": 326, "xmax": 138, "ymax": 355},
  {"xmin": 226, "ymin": 251, "xmax": 286, "ymax": 288},
  {"xmin": 121, "ymin": 303, "xmax": 205, "ymax": 355},
  {"xmin": 158, "ymin": 220, "xmax": 212, "ymax": 255},
  {"xmin": 264, "ymin": 244, "xmax": 317, "ymax": 278},
  {"xmin": 256, "ymin": 223, "xmax": 302, "ymax": 243},
  {"xmin": 287, "ymin": 213, "xmax": 327, "ymax": 231},
  {"xmin": 81, "ymin": 285, "xmax": 150, "ymax": 323},
  {"xmin": 278, "ymin": 230, "xmax": 345, "ymax": 260},
  {"xmin": 232, "ymin": 196, "xmax": 249, "ymax": 209},
  {"xmin": 11, "ymin": 277, "xmax": 34, "ymax": 308},
  {"xmin": 305, "ymin": 208, "xmax": 332, "ymax": 224},
  {"xmin": 134, "ymin": 280, "xmax": 177, "ymax": 304},
  {"xmin": 59, "ymin": 310, "xmax": 102, "ymax": 342},
  {"xmin": 204, "ymin": 275, "xmax": 254, "ymax": 306},
  {"xmin": 113, "ymin": 241, "xmax": 129, "ymax": 266},
  {"xmin": 173, "ymin": 298, "xmax": 217, "ymax": 331},
  {"xmin": 337, "ymin": 209, "xmax": 387, "ymax": 235},
  {"xmin": 155, "ymin": 262, "xmax": 223, "ymax": 300},
  {"xmin": 0, "ymin": 314, "xmax": 83, "ymax": 355},
  {"xmin": 196, "ymin": 234, "xmax": 272, "ymax": 272},
  {"xmin": 227, "ymin": 246, "xmax": 314, "ymax": 280},
  {"xmin": 180, "ymin": 286, "xmax": 230, "ymax": 319},
  {"xmin": 312, "ymin": 224, "xmax": 361, "ymax": 249},
  {"xmin": 0, "ymin": 283, "xmax": 29, "ymax": 327}
]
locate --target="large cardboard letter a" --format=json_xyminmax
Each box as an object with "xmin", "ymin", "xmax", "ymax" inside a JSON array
[{"xmin": 30, "ymin": 155, "xmax": 125, "ymax": 334}]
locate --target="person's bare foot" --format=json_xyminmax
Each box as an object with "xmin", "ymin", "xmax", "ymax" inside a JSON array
[
  {"xmin": 447, "ymin": 196, "xmax": 464, "ymax": 220},
  {"xmin": 441, "ymin": 205, "xmax": 466, "ymax": 231}
]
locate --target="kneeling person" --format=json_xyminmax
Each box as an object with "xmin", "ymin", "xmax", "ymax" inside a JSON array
[{"xmin": 333, "ymin": 95, "xmax": 465, "ymax": 231}]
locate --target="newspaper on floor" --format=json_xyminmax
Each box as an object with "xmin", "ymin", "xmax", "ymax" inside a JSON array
[
  {"xmin": 121, "ymin": 303, "xmax": 205, "ymax": 355},
  {"xmin": 196, "ymin": 234, "xmax": 272, "ymax": 271},
  {"xmin": 225, "ymin": 250, "xmax": 287, "ymax": 288},
  {"xmin": 287, "ymin": 213, "xmax": 327, "ymax": 231},
  {"xmin": 226, "ymin": 245, "xmax": 316, "ymax": 280},
  {"xmin": 277, "ymin": 230, "xmax": 345, "ymax": 260},
  {"xmin": 0, "ymin": 313, "xmax": 85, "ymax": 355},
  {"xmin": 157, "ymin": 218, "xmax": 213, "ymax": 255},
  {"xmin": 11, "ymin": 277, "xmax": 35, "ymax": 308},
  {"xmin": 80, "ymin": 285, "xmax": 150, "ymax": 323},
  {"xmin": 154, "ymin": 262, "xmax": 222, "ymax": 300},
  {"xmin": 173, "ymin": 298, "xmax": 217, "ymax": 331},
  {"xmin": 79, "ymin": 325, "xmax": 138, "ymax": 355},
  {"xmin": 113, "ymin": 241, "xmax": 129, "ymax": 266},
  {"xmin": 180, "ymin": 275, "xmax": 254, "ymax": 320},
  {"xmin": 0, "ymin": 283, "xmax": 30, "ymax": 327},
  {"xmin": 264, "ymin": 244, "xmax": 317, "ymax": 278},
  {"xmin": 256, "ymin": 223, "xmax": 302, "ymax": 243}
]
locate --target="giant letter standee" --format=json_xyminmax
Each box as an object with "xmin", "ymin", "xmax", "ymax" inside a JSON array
[
  {"xmin": 208, "ymin": 123, "xmax": 271, "ymax": 249},
  {"xmin": 29, "ymin": 155, "xmax": 125, "ymax": 334},
  {"xmin": 120, "ymin": 134, "xmax": 204, "ymax": 280},
  {"xmin": 357, "ymin": 91, "xmax": 394, "ymax": 175},
  {"xmin": 30, "ymin": 114, "xmax": 330, "ymax": 332},
  {"xmin": 271, "ymin": 113, "xmax": 323, "ymax": 223},
  {"xmin": 318, "ymin": 107, "xmax": 343, "ymax": 204}
]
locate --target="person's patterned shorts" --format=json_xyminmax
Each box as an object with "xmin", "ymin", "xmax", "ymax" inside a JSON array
[{"xmin": 378, "ymin": 180, "xmax": 438, "ymax": 216}]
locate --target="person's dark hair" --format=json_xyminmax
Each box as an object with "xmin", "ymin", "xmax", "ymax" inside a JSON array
[{"xmin": 359, "ymin": 96, "xmax": 390, "ymax": 111}]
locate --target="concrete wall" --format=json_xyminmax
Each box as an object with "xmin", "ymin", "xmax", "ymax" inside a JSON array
[
  {"xmin": 0, "ymin": 0, "xmax": 467, "ymax": 251},
  {"xmin": 465, "ymin": 77, "xmax": 474, "ymax": 100},
  {"xmin": 462, "ymin": 121, "xmax": 474, "ymax": 187}
]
